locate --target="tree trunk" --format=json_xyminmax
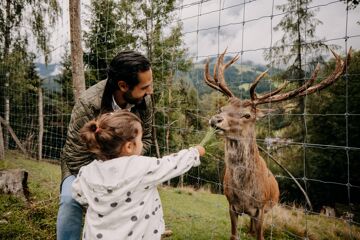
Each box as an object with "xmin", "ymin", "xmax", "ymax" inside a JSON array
[
  {"xmin": 144, "ymin": 6, "xmax": 159, "ymax": 158},
  {"xmin": 0, "ymin": 125, "xmax": 4, "ymax": 160},
  {"xmin": 3, "ymin": 0, "xmax": 11, "ymax": 149},
  {"xmin": 69, "ymin": 0, "xmax": 86, "ymax": 100},
  {"xmin": 37, "ymin": 88, "xmax": 44, "ymax": 160},
  {"xmin": 151, "ymin": 95, "xmax": 161, "ymax": 158},
  {"xmin": 296, "ymin": 0, "xmax": 309, "ymax": 203},
  {"xmin": 0, "ymin": 117, "xmax": 27, "ymax": 155},
  {"xmin": 166, "ymin": 119, "xmax": 171, "ymax": 186},
  {"xmin": 296, "ymin": 0, "xmax": 305, "ymax": 136},
  {"xmin": 4, "ymin": 95, "xmax": 9, "ymax": 149},
  {"xmin": 4, "ymin": 0, "xmax": 11, "ymax": 57},
  {"xmin": 0, "ymin": 169, "xmax": 29, "ymax": 201}
]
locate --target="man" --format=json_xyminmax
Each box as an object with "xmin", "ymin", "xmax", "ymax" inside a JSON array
[{"xmin": 57, "ymin": 50, "xmax": 153, "ymax": 240}]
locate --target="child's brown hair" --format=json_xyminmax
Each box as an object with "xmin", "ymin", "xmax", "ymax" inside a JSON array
[{"xmin": 80, "ymin": 110, "xmax": 142, "ymax": 160}]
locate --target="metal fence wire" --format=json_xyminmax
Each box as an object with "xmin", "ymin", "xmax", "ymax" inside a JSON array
[{"xmin": 0, "ymin": 0, "xmax": 360, "ymax": 239}]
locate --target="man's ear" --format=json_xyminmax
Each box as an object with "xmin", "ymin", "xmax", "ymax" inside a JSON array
[
  {"xmin": 118, "ymin": 81, "xmax": 129, "ymax": 92},
  {"xmin": 256, "ymin": 108, "xmax": 275, "ymax": 120},
  {"xmin": 121, "ymin": 141, "xmax": 134, "ymax": 155}
]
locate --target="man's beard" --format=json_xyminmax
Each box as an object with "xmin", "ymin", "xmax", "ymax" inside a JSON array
[{"xmin": 124, "ymin": 90, "xmax": 145, "ymax": 105}]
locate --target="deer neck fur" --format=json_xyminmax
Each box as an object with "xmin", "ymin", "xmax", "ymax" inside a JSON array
[{"xmin": 224, "ymin": 127, "xmax": 260, "ymax": 180}]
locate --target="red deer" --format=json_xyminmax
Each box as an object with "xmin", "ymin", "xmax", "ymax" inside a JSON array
[{"xmin": 204, "ymin": 48, "xmax": 351, "ymax": 240}]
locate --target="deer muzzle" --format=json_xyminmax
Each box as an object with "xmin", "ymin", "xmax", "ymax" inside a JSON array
[{"xmin": 209, "ymin": 115, "xmax": 224, "ymax": 129}]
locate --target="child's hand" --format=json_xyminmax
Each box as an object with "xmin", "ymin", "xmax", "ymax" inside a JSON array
[{"xmin": 195, "ymin": 145, "xmax": 205, "ymax": 156}]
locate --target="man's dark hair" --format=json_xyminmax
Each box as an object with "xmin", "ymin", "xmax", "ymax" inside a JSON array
[{"xmin": 101, "ymin": 50, "xmax": 151, "ymax": 112}]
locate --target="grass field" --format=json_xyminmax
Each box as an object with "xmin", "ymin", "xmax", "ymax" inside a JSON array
[{"xmin": 1, "ymin": 151, "xmax": 359, "ymax": 240}]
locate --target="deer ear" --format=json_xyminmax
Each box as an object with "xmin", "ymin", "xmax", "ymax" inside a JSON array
[{"xmin": 256, "ymin": 108, "xmax": 274, "ymax": 119}]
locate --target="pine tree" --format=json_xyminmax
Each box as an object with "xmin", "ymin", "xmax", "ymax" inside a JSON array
[
  {"xmin": 84, "ymin": 0, "xmax": 137, "ymax": 85},
  {"xmin": 0, "ymin": 0, "xmax": 61, "ymax": 61},
  {"xmin": 54, "ymin": 49, "xmax": 74, "ymax": 106},
  {"xmin": 265, "ymin": 0, "xmax": 328, "ymax": 69},
  {"xmin": 305, "ymin": 50, "xmax": 360, "ymax": 214},
  {"xmin": 0, "ymin": 0, "xmax": 61, "ymax": 151},
  {"xmin": 83, "ymin": 1, "xmax": 197, "ymax": 167},
  {"xmin": 40, "ymin": 50, "xmax": 74, "ymax": 159},
  {"xmin": 262, "ymin": 0, "xmax": 337, "ymax": 205}
]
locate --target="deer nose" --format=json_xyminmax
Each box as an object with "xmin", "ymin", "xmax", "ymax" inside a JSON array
[{"xmin": 209, "ymin": 115, "xmax": 224, "ymax": 127}]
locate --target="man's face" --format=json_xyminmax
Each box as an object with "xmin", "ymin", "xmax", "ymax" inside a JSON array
[{"xmin": 124, "ymin": 69, "xmax": 153, "ymax": 105}]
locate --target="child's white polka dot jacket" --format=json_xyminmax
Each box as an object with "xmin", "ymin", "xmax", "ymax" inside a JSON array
[{"xmin": 72, "ymin": 147, "xmax": 201, "ymax": 240}]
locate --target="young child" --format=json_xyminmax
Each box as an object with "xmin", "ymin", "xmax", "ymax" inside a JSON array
[{"xmin": 72, "ymin": 110, "xmax": 205, "ymax": 240}]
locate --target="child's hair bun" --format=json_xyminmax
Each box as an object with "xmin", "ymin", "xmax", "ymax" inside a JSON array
[{"xmin": 90, "ymin": 123, "xmax": 97, "ymax": 133}]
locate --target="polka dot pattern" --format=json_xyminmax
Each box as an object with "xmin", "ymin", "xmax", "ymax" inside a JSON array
[{"xmin": 76, "ymin": 148, "xmax": 199, "ymax": 240}]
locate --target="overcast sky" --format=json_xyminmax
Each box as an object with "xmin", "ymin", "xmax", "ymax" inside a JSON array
[{"xmin": 48, "ymin": 0, "xmax": 360, "ymax": 68}]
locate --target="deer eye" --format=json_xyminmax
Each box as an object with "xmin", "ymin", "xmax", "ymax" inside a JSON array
[{"xmin": 243, "ymin": 114, "xmax": 251, "ymax": 119}]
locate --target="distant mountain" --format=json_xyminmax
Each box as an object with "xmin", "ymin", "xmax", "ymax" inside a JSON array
[
  {"xmin": 34, "ymin": 58, "xmax": 283, "ymax": 95},
  {"xmin": 35, "ymin": 63, "xmax": 60, "ymax": 78},
  {"xmin": 35, "ymin": 63, "xmax": 61, "ymax": 91},
  {"xmin": 181, "ymin": 56, "xmax": 282, "ymax": 98}
]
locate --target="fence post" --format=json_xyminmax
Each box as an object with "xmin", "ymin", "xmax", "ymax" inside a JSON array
[
  {"xmin": 4, "ymin": 73, "xmax": 10, "ymax": 149},
  {"xmin": 38, "ymin": 87, "xmax": 44, "ymax": 160},
  {"xmin": 0, "ymin": 124, "xmax": 4, "ymax": 160}
]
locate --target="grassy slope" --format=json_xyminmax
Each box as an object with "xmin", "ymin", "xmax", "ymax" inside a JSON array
[{"xmin": 0, "ymin": 151, "xmax": 359, "ymax": 240}]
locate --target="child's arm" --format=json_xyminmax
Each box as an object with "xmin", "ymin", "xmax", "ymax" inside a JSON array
[
  {"xmin": 141, "ymin": 145, "xmax": 205, "ymax": 186},
  {"xmin": 71, "ymin": 170, "xmax": 88, "ymax": 205}
]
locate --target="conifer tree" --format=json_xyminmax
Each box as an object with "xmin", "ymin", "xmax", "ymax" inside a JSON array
[
  {"xmin": 0, "ymin": 0, "xmax": 61, "ymax": 150},
  {"xmin": 84, "ymin": 0, "xmax": 194, "ymax": 158},
  {"xmin": 263, "ymin": 0, "xmax": 335, "ymax": 205}
]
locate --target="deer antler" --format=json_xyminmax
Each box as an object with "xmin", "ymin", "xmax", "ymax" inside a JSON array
[
  {"xmin": 204, "ymin": 48, "xmax": 240, "ymax": 98},
  {"xmin": 253, "ymin": 47, "xmax": 352, "ymax": 105}
]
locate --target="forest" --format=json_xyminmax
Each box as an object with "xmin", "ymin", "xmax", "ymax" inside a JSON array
[{"xmin": 0, "ymin": 0, "xmax": 359, "ymax": 228}]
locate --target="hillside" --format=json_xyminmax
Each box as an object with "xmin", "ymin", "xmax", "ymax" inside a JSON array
[
  {"xmin": 1, "ymin": 151, "xmax": 359, "ymax": 239},
  {"xmin": 35, "ymin": 63, "xmax": 61, "ymax": 91},
  {"xmin": 36, "ymin": 58, "xmax": 281, "ymax": 98},
  {"xmin": 181, "ymin": 57, "xmax": 281, "ymax": 98}
]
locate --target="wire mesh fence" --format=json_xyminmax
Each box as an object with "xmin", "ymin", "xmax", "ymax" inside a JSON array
[{"xmin": 0, "ymin": 0, "xmax": 360, "ymax": 239}]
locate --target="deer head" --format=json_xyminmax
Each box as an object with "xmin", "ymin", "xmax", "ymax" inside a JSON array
[{"xmin": 206, "ymin": 48, "xmax": 351, "ymax": 140}]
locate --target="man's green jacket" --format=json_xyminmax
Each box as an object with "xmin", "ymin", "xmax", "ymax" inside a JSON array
[{"xmin": 61, "ymin": 80, "xmax": 153, "ymax": 181}]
